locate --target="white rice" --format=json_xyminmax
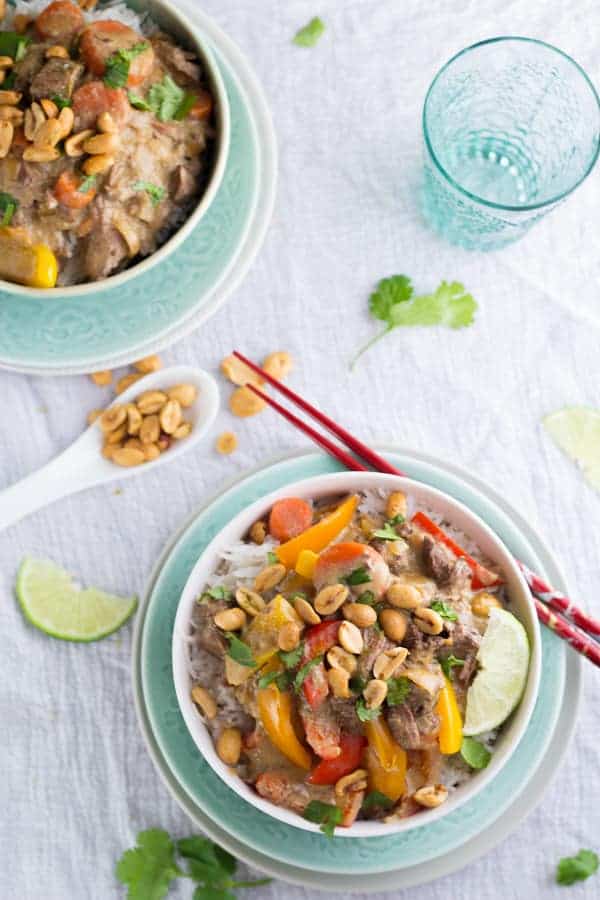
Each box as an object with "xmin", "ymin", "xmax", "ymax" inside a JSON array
[
  {"xmin": 8, "ymin": 0, "xmax": 156, "ymax": 33},
  {"xmin": 202, "ymin": 537, "xmax": 279, "ymax": 595}
]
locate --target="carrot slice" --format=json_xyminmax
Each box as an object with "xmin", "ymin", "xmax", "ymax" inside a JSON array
[
  {"xmin": 188, "ymin": 89, "xmax": 214, "ymax": 120},
  {"xmin": 35, "ymin": 0, "xmax": 84, "ymax": 44},
  {"xmin": 269, "ymin": 498, "xmax": 313, "ymax": 542},
  {"xmin": 72, "ymin": 81, "xmax": 130, "ymax": 130},
  {"xmin": 54, "ymin": 171, "xmax": 96, "ymax": 209}
]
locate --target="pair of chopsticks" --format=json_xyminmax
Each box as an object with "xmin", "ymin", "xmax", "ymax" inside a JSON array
[{"xmin": 233, "ymin": 350, "xmax": 600, "ymax": 669}]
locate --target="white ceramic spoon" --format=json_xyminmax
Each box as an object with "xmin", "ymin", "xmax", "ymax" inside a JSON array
[{"xmin": 0, "ymin": 366, "xmax": 219, "ymax": 533}]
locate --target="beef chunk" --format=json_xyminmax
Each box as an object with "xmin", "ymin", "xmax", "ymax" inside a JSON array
[
  {"xmin": 30, "ymin": 58, "xmax": 84, "ymax": 101},
  {"xmin": 12, "ymin": 44, "xmax": 49, "ymax": 93},
  {"xmin": 357, "ymin": 627, "xmax": 393, "ymax": 679},
  {"xmin": 153, "ymin": 37, "xmax": 201, "ymax": 83},
  {"xmin": 84, "ymin": 225, "xmax": 128, "ymax": 281},
  {"xmin": 171, "ymin": 164, "xmax": 197, "ymax": 203},
  {"xmin": 445, "ymin": 622, "xmax": 481, "ymax": 686},
  {"xmin": 448, "ymin": 558, "xmax": 472, "ymax": 593},
  {"xmin": 328, "ymin": 697, "xmax": 363, "ymax": 735},
  {"xmin": 387, "ymin": 704, "xmax": 421, "ymax": 748},
  {"xmin": 190, "ymin": 597, "xmax": 228, "ymax": 658},
  {"xmin": 300, "ymin": 697, "xmax": 341, "ymax": 759},
  {"xmin": 422, "ymin": 535, "xmax": 455, "ymax": 584}
]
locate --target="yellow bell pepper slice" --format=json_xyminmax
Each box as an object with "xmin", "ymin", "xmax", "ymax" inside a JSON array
[
  {"xmin": 257, "ymin": 682, "xmax": 312, "ymax": 770},
  {"xmin": 295, "ymin": 549, "xmax": 319, "ymax": 579},
  {"xmin": 364, "ymin": 717, "xmax": 407, "ymax": 802},
  {"xmin": 275, "ymin": 494, "xmax": 358, "ymax": 570},
  {"xmin": 436, "ymin": 676, "xmax": 463, "ymax": 755}
]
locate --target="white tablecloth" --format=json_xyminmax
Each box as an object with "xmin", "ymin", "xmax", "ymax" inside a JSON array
[{"xmin": 2, "ymin": 1, "xmax": 600, "ymax": 897}]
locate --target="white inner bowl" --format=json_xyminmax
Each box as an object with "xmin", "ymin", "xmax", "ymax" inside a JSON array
[{"xmin": 172, "ymin": 471, "xmax": 541, "ymax": 838}]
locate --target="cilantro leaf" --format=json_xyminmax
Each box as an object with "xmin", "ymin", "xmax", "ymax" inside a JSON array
[
  {"xmin": 174, "ymin": 91, "xmax": 198, "ymax": 120},
  {"xmin": 200, "ymin": 586, "xmax": 231, "ymax": 602},
  {"xmin": 78, "ymin": 175, "xmax": 97, "ymax": 194},
  {"xmin": 303, "ymin": 800, "xmax": 342, "ymax": 838},
  {"xmin": 0, "ymin": 32, "xmax": 31, "ymax": 61},
  {"xmin": 104, "ymin": 41, "xmax": 150, "ymax": 88},
  {"xmin": 128, "ymin": 90, "xmax": 153, "ymax": 111},
  {"xmin": 386, "ymin": 676, "xmax": 412, "ymax": 706},
  {"xmin": 133, "ymin": 180, "xmax": 166, "ymax": 207},
  {"xmin": 372, "ymin": 522, "xmax": 401, "ymax": 541},
  {"xmin": 556, "ymin": 850, "xmax": 599, "ymax": 886},
  {"xmin": 148, "ymin": 75, "xmax": 186, "ymax": 121},
  {"xmin": 267, "ymin": 551, "xmax": 279, "ymax": 565},
  {"xmin": 344, "ymin": 566, "xmax": 371, "ymax": 586},
  {"xmin": 461, "ymin": 737, "xmax": 491, "ymax": 769},
  {"xmin": 294, "ymin": 654, "xmax": 323, "ymax": 692},
  {"xmin": 116, "ymin": 829, "xmax": 182, "ymax": 900},
  {"xmin": 430, "ymin": 600, "xmax": 458, "ymax": 621},
  {"xmin": 369, "ymin": 275, "xmax": 413, "ymax": 322},
  {"xmin": 293, "ymin": 17, "xmax": 326, "ymax": 47},
  {"xmin": 390, "ymin": 281, "xmax": 477, "ymax": 329},
  {"xmin": 0, "ymin": 191, "xmax": 18, "ymax": 226},
  {"xmin": 278, "ymin": 641, "xmax": 304, "ymax": 669},
  {"xmin": 257, "ymin": 669, "xmax": 292, "ymax": 691},
  {"xmin": 52, "ymin": 94, "xmax": 72, "ymax": 109},
  {"xmin": 352, "ymin": 276, "xmax": 477, "ymax": 367},
  {"xmin": 439, "ymin": 654, "xmax": 465, "ymax": 679},
  {"xmin": 362, "ymin": 790, "xmax": 394, "ymax": 811},
  {"xmin": 357, "ymin": 590, "xmax": 375, "ymax": 606},
  {"xmin": 225, "ymin": 633, "xmax": 256, "ymax": 668},
  {"xmin": 349, "ymin": 674, "xmax": 366, "ymax": 694},
  {"xmin": 356, "ymin": 698, "xmax": 381, "ymax": 722}
]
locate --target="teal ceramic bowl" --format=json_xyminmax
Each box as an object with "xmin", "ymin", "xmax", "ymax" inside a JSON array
[
  {"xmin": 140, "ymin": 451, "xmax": 566, "ymax": 873},
  {"xmin": 1, "ymin": 0, "xmax": 230, "ymax": 299}
]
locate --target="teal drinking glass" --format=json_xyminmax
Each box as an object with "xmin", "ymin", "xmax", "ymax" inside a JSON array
[{"xmin": 422, "ymin": 37, "xmax": 600, "ymax": 250}]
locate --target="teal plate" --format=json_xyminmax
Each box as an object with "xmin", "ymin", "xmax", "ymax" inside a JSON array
[
  {"xmin": 0, "ymin": 43, "xmax": 259, "ymax": 372},
  {"xmin": 140, "ymin": 450, "xmax": 567, "ymax": 875}
]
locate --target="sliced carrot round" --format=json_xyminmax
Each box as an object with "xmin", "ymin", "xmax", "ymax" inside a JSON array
[
  {"xmin": 79, "ymin": 20, "xmax": 154, "ymax": 85},
  {"xmin": 188, "ymin": 89, "xmax": 214, "ymax": 121},
  {"xmin": 35, "ymin": 0, "xmax": 85, "ymax": 44},
  {"xmin": 268, "ymin": 498, "xmax": 313, "ymax": 542},
  {"xmin": 54, "ymin": 171, "xmax": 96, "ymax": 209},
  {"xmin": 72, "ymin": 81, "xmax": 130, "ymax": 130}
]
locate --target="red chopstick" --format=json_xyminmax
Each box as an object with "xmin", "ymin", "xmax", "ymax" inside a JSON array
[{"xmin": 235, "ymin": 350, "xmax": 600, "ymax": 667}]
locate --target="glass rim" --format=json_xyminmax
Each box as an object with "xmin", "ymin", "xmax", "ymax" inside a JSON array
[{"xmin": 422, "ymin": 35, "xmax": 600, "ymax": 213}]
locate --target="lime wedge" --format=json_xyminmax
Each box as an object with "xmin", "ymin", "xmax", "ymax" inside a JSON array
[
  {"xmin": 543, "ymin": 406, "xmax": 600, "ymax": 492},
  {"xmin": 16, "ymin": 558, "xmax": 137, "ymax": 642},
  {"xmin": 463, "ymin": 608, "xmax": 530, "ymax": 736}
]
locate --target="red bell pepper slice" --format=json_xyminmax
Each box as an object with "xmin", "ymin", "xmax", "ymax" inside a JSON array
[
  {"xmin": 307, "ymin": 734, "xmax": 367, "ymax": 785},
  {"xmin": 301, "ymin": 620, "xmax": 340, "ymax": 709},
  {"xmin": 411, "ymin": 511, "xmax": 502, "ymax": 590}
]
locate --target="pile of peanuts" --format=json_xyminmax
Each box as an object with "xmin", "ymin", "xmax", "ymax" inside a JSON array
[
  {"xmin": 97, "ymin": 382, "xmax": 197, "ymax": 467},
  {"xmin": 0, "ymin": 46, "xmax": 118, "ymax": 172}
]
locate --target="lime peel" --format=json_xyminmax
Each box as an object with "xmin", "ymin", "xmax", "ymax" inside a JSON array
[
  {"xmin": 16, "ymin": 557, "xmax": 137, "ymax": 642},
  {"xmin": 543, "ymin": 406, "xmax": 600, "ymax": 492},
  {"xmin": 463, "ymin": 608, "xmax": 530, "ymax": 736}
]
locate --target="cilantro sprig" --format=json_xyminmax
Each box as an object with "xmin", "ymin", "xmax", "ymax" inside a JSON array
[
  {"xmin": 556, "ymin": 849, "xmax": 599, "ymax": 886},
  {"xmin": 362, "ymin": 790, "xmax": 394, "ymax": 811},
  {"xmin": 133, "ymin": 180, "xmax": 166, "ymax": 207},
  {"xmin": 439, "ymin": 654, "xmax": 465, "ymax": 679},
  {"xmin": 356, "ymin": 697, "xmax": 381, "ymax": 722},
  {"xmin": 293, "ymin": 17, "xmax": 326, "ymax": 47},
  {"xmin": 104, "ymin": 41, "xmax": 150, "ymax": 88},
  {"xmin": 225, "ymin": 633, "xmax": 256, "ymax": 668},
  {"xmin": 343, "ymin": 566, "xmax": 371, "ymax": 586},
  {"xmin": 430, "ymin": 600, "xmax": 458, "ymax": 621},
  {"xmin": 0, "ymin": 191, "xmax": 18, "ymax": 226},
  {"xmin": 116, "ymin": 829, "xmax": 270, "ymax": 898},
  {"xmin": 199, "ymin": 586, "xmax": 232, "ymax": 602},
  {"xmin": 386, "ymin": 676, "xmax": 412, "ymax": 706},
  {"xmin": 294, "ymin": 653, "xmax": 323, "ymax": 691},
  {"xmin": 352, "ymin": 275, "xmax": 477, "ymax": 367},
  {"xmin": 303, "ymin": 800, "xmax": 342, "ymax": 838}
]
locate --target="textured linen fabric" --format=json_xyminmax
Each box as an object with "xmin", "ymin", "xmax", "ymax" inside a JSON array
[{"xmin": 2, "ymin": 0, "xmax": 600, "ymax": 897}]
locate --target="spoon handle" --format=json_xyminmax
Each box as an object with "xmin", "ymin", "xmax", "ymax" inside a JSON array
[{"xmin": 0, "ymin": 449, "xmax": 94, "ymax": 532}]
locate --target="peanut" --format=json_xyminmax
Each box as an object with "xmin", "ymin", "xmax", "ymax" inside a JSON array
[
  {"xmin": 334, "ymin": 768, "xmax": 368, "ymax": 798},
  {"xmin": 363, "ymin": 679, "xmax": 388, "ymax": 709},
  {"xmin": 262, "ymin": 351, "xmax": 292, "ymax": 380},
  {"xmin": 278, "ymin": 621, "xmax": 301, "ymax": 652},
  {"xmin": 133, "ymin": 354, "xmax": 161, "ymax": 373},
  {"xmin": 229, "ymin": 386, "xmax": 266, "ymax": 418},
  {"xmin": 326, "ymin": 645, "xmax": 357, "ymax": 674},
  {"xmin": 159, "ymin": 399, "xmax": 182, "ymax": 435},
  {"xmin": 471, "ymin": 592, "xmax": 502, "ymax": 618},
  {"xmin": 111, "ymin": 446, "xmax": 145, "ymax": 467},
  {"xmin": 99, "ymin": 404, "xmax": 126, "ymax": 433},
  {"xmin": 387, "ymin": 582, "xmax": 422, "ymax": 610},
  {"xmin": 314, "ymin": 583, "xmax": 349, "ymax": 616},
  {"xmin": 220, "ymin": 354, "xmax": 263, "ymax": 387},
  {"xmin": 136, "ymin": 390, "xmax": 167, "ymax": 414},
  {"xmin": 327, "ymin": 667, "xmax": 351, "ymax": 699},
  {"xmin": 116, "ymin": 372, "xmax": 144, "ymax": 395},
  {"xmin": 414, "ymin": 784, "xmax": 448, "ymax": 808},
  {"xmin": 235, "ymin": 587, "xmax": 265, "ymax": 617},
  {"xmin": 191, "ymin": 685, "xmax": 217, "ymax": 719},
  {"xmin": 343, "ymin": 602, "xmax": 377, "ymax": 628},
  {"xmin": 167, "ymin": 383, "xmax": 197, "ymax": 407},
  {"xmin": 216, "ymin": 431, "xmax": 237, "ymax": 454},
  {"xmin": 338, "ymin": 621, "xmax": 363, "ymax": 655},
  {"xmin": 214, "ymin": 607, "xmax": 247, "ymax": 631},
  {"xmin": 413, "ymin": 606, "xmax": 444, "ymax": 636},
  {"xmin": 139, "ymin": 414, "xmax": 160, "ymax": 445},
  {"xmin": 293, "ymin": 595, "xmax": 321, "ymax": 625},
  {"xmin": 216, "ymin": 727, "xmax": 242, "ymax": 766},
  {"xmin": 249, "ymin": 520, "xmax": 266, "ymax": 544},
  {"xmin": 379, "ymin": 608, "xmax": 408, "ymax": 643},
  {"xmin": 254, "ymin": 563, "xmax": 286, "ymax": 592},
  {"xmin": 373, "ymin": 646, "xmax": 408, "ymax": 680},
  {"xmin": 386, "ymin": 491, "xmax": 407, "ymax": 521}
]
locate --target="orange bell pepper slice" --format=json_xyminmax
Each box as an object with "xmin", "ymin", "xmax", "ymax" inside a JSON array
[
  {"xmin": 364, "ymin": 717, "xmax": 407, "ymax": 803},
  {"xmin": 436, "ymin": 676, "xmax": 463, "ymax": 755},
  {"xmin": 275, "ymin": 494, "xmax": 358, "ymax": 570},
  {"xmin": 257, "ymin": 682, "xmax": 312, "ymax": 770}
]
